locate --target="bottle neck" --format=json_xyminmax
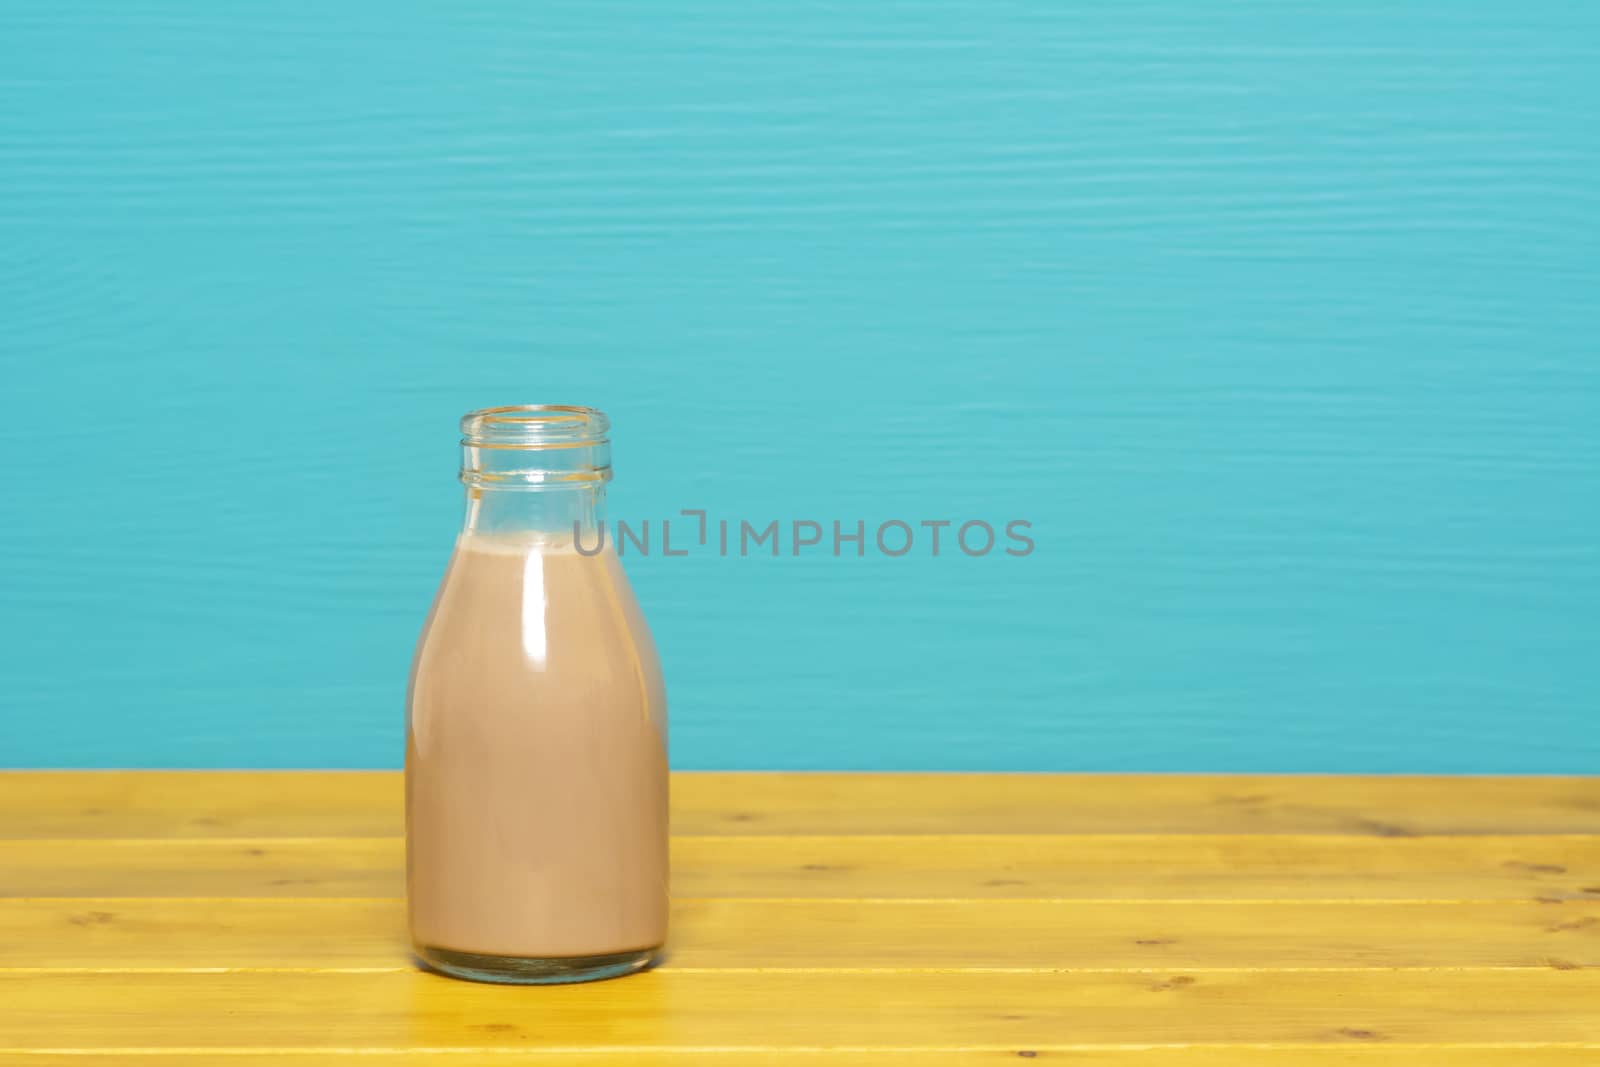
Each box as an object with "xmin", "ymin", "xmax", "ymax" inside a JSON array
[
  {"xmin": 462, "ymin": 485, "xmax": 606, "ymax": 542},
  {"xmin": 455, "ymin": 405, "xmax": 612, "ymax": 546}
]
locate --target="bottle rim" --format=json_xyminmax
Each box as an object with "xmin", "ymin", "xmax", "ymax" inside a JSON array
[
  {"xmin": 459, "ymin": 405, "xmax": 612, "ymax": 487},
  {"xmin": 460, "ymin": 404, "xmax": 610, "ymax": 449}
]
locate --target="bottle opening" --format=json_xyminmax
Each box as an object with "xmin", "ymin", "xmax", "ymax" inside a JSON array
[
  {"xmin": 460, "ymin": 405, "xmax": 612, "ymax": 488},
  {"xmin": 462, "ymin": 405, "xmax": 610, "ymax": 448}
]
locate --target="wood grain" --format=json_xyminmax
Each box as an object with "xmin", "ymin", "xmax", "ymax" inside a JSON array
[
  {"xmin": 3, "ymin": 898, "xmax": 1598, "ymax": 971},
  {"xmin": 3, "ymin": 834, "xmax": 1597, "ymax": 901},
  {"xmin": 3, "ymin": 1054, "xmax": 1594, "ymax": 1067},
  {"xmin": 1, "ymin": 1054, "xmax": 1594, "ymax": 1066},
  {"xmin": 3, "ymin": 772, "xmax": 1597, "ymax": 839},
  {"xmin": 6, "ymin": 770, "xmax": 1598, "ymax": 1058},
  {"xmin": 1, "ymin": 971, "xmax": 1596, "ymax": 1050}
]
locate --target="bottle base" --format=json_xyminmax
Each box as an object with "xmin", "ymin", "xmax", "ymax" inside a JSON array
[{"xmin": 414, "ymin": 943, "xmax": 662, "ymax": 985}]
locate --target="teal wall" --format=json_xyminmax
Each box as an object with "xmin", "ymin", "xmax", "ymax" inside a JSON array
[{"xmin": 2, "ymin": 2, "xmax": 1596, "ymax": 771}]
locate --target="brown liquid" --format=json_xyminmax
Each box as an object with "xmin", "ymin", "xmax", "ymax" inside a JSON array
[{"xmin": 405, "ymin": 535, "xmax": 668, "ymax": 962}]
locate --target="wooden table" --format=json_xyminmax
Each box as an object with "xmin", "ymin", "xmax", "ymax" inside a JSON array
[{"xmin": 1, "ymin": 772, "xmax": 1597, "ymax": 1063}]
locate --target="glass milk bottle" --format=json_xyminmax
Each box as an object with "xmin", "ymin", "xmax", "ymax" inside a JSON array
[{"xmin": 406, "ymin": 405, "xmax": 668, "ymax": 984}]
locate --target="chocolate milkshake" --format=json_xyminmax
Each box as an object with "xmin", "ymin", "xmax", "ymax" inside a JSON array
[{"xmin": 405, "ymin": 406, "xmax": 667, "ymax": 984}]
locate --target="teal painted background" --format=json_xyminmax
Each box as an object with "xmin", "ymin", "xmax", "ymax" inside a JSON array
[{"xmin": 2, "ymin": 2, "xmax": 1597, "ymax": 771}]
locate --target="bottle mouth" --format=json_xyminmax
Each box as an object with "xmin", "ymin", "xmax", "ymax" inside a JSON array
[
  {"xmin": 461, "ymin": 404, "xmax": 610, "ymax": 447},
  {"xmin": 460, "ymin": 405, "xmax": 612, "ymax": 487}
]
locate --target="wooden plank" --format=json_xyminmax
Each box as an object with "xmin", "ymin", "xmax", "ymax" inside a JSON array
[
  {"xmin": 4, "ymin": 1054, "xmax": 1596, "ymax": 1067},
  {"xmin": 0, "ymin": 772, "xmax": 402, "ymax": 841},
  {"xmin": 0, "ymin": 971, "xmax": 1596, "ymax": 1050},
  {"xmin": 674, "ymin": 774, "xmax": 1600, "ymax": 839},
  {"xmin": 2, "ymin": 835, "xmax": 1596, "ymax": 901},
  {"xmin": 0, "ymin": 1055, "xmax": 1591, "ymax": 1067},
  {"xmin": 2, "ymin": 898, "xmax": 1597, "ymax": 971},
  {"xmin": 2, "ymin": 773, "xmax": 1597, "ymax": 840}
]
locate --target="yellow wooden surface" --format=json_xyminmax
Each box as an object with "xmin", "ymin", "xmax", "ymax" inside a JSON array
[
  {"xmin": 13, "ymin": 1056, "xmax": 1600, "ymax": 1067},
  {"xmin": 0, "ymin": 772, "xmax": 1597, "ymax": 1063},
  {"xmin": 3, "ymin": 898, "xmax": 1598, "ymax": 970},
  {"xmin": 4, "ymin": 834, "xmax": 1597, "ymax": 899},
  {"xmin": 4, "ymin": 970, "xmax": 1600, "ymax": 1048},
  {"xmin": 3, "ymin": 770, "xmax": 1597, "ymax": 838}
]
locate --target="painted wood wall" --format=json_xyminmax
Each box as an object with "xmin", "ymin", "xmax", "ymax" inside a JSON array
[{"xmin": 1, "ymin": 2, "xmax": 1596, "ymax": 769}]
